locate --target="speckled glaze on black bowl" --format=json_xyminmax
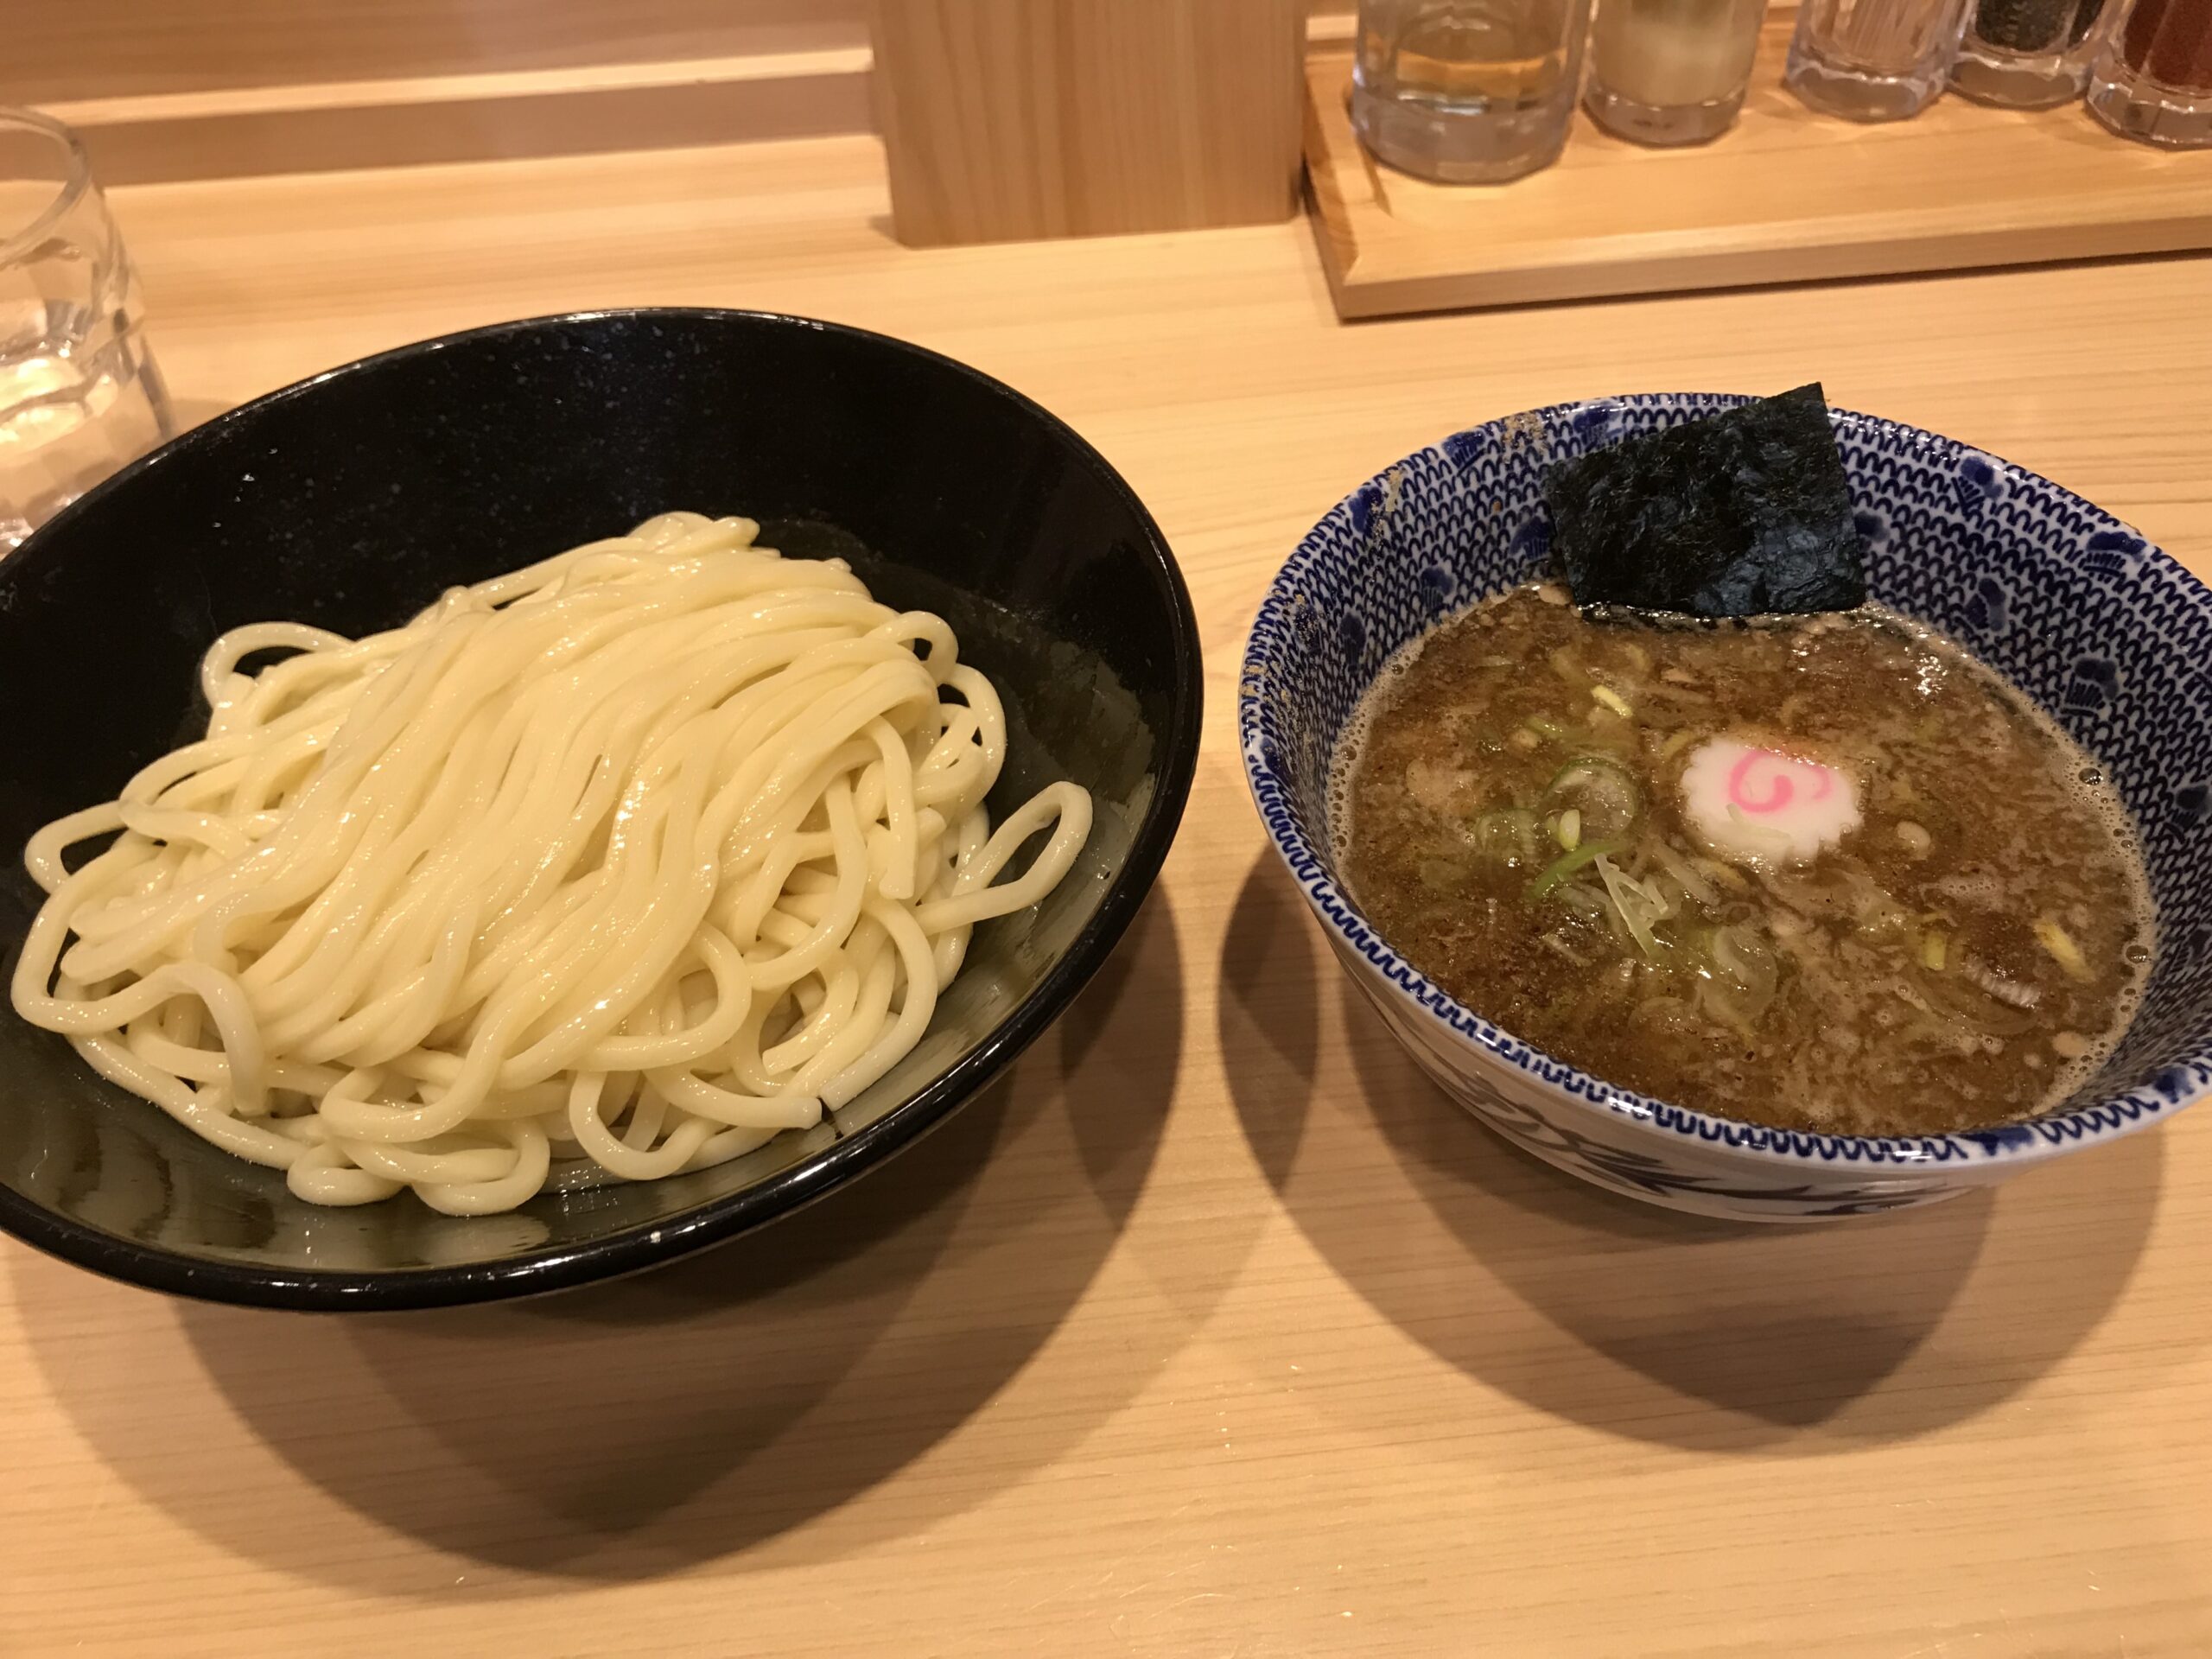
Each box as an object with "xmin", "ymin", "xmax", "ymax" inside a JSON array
[{"xmin": 0, "ymin": 308, "xmax": 1200, "ymax": 1310}]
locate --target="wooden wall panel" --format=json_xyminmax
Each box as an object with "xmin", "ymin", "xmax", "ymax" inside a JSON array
[
  {"xmin": 0, "ymin": 0, "xmax": 868, "ymax": 105},
  {"xmin": 869, "ymin": 0, "xmax": 1305, "ymax": 246},
  {"xmin": 11, "ymin": 0, "xmax": 1345, "ymax": 188},
  {"xmin": 7, "ymin": 0, "xmax": 1345, "ymax": 108}
]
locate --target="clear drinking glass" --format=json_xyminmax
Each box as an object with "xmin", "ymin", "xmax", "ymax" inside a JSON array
[
  {"xmin": 1587, "ymin": 0, "xmax": 1772, "ymax": 143},
  {"xmin": 2087, "ymin": 0, "xmax": 2212, "ymax": 144},
  {"xmin": 1785, "ymin": 0, "xmax": 1974, "ymax": 118},
  {"xmin": 1, "ymin": 107, "xmax": 173, "ymax": 550},
  {"xmin": 1952, "ymin": 0, "xmax": 2116, "ymax": 105},
  {"xmin": 1353, "ymin": 0, "xmax": 1597, "ymax": 182}
]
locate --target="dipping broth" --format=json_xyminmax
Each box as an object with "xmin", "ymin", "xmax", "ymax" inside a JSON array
[{"xmin": 1335, "ymin": 583, "xmax": 2153, "ymax": 1137}]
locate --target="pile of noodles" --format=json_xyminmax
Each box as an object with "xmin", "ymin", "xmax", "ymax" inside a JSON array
[{"xmin": 10, "ymin": 513, "xmax": 1090, "ymax": 1214}]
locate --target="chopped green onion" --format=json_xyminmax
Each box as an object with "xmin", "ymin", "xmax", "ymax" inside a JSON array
[
  {"xmin": 1468, "ymin": 809, "xmax": 1540, "ymax": 869},
  {"xmin": 1558, "ymin": 808, "xmax": 1582, "ymax": 850},
  {"xmin": 1525, "ymin": 837, "xmax": 1629, "ymax": 903},
  {"xmin": 1539, "ymin": 932, "xmax": 1592, "ymax": 967},
  {"xmin": 1554, "ymin": 882, "xmax": 1609, "ymax": 920},
  {"xmin": 2034, "ymin": 916, "xmax": 2092, "ymax": 982},
  {"xmin": 1707, "ymin": 921, "xmax": 1778, "ymax": 1007},
  {"xmin": 1698, "ymin": 981, "xmax": 1761, "ymax": 1044},
  {"xmin": 1725, "ymin": 802, "xmax": 1793, "ymax": 849},
  {"xmin": 1695, "ymin": 855, "xmax": 1750, "ymax": 893},
  {"xmin": 1922, "ymin": 930, "xmax": 1948, "ymax": 972},
  {"xmin": 1648, "ymin": 839, "xmax": 1719, "ymax": 908},
  {"xmin": 1596, "ymin": 855, "xmax": 1671, "ymax": 960},
  {"xmin": 1545, "ymin": 754, "xmax": 1641, "ymax": 840}
]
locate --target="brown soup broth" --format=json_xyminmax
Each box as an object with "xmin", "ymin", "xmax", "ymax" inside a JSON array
[{"xmin": 1334, "ymin": 584, "xmax": 2154, "ymax": 1136}]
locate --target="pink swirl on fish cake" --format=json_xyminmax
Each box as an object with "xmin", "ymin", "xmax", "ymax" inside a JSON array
[{"xmin": 1726, "ymin": 748, "xmax": 1837, "ymax": 816}]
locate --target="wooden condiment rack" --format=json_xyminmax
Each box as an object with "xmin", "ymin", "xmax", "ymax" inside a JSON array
[{"xmin": 1306, "ymin": 10, "xmax": 2212, "ymax": 318}]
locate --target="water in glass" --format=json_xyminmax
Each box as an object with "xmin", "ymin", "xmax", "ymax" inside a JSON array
[{"xmin": 2, "ymin": 110, "xmax": 173, "ymax": 550}]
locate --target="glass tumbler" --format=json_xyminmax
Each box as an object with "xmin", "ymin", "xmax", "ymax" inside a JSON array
[
  {"xmin": 1785, "ymin": 0, "xmax": 1975, "ymax": 118},
  {"xmin": 1, "ymin": 107, "xmax": 174, "ymax": 550},
  {"xmin": 1587, "ymin": 0, "xmax": 1773, "ymax": 144},
  {"xmin": 2087, "ymin": 0, "xmax": 2212, "ymax": 144},
  {"xmin": 1353, "ymin": 0, "xmax": 1597, "ymax": 182},
  {"xmin": 1952, "ymin": 0, "xmax": 2117, "ymax": 105}
]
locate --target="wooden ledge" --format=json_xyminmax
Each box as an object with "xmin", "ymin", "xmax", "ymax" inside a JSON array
[{"xmin": 44, "ymin": 48, "xmax": 876, "ymax": 185}]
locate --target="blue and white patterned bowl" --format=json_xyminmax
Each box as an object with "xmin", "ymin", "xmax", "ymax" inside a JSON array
[{"xmin": 1241, "ymin": 393, "xmax": 2212, "ymax": 1221}]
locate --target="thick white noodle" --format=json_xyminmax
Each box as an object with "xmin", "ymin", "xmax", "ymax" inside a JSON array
[{"xmin": 10, "ymin": 513, "xmax": 1093, "ymax": 1215}]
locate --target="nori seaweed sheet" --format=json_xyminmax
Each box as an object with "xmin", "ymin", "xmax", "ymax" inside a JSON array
[{"xmin": 1544, "ymin": 385, "xmax": 1866, "ymax": 618}]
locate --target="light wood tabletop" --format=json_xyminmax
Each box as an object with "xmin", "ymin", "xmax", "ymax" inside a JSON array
[{"xmin": 3, "ymin": 133, "xmax": 2210, "ymax": 1658}]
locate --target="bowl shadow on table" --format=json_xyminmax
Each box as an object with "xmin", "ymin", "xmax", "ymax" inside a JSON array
[
  {"xmin": 1220, "ymin": 854, "xmax": 2171, "ymax": 1455},
  {"xmin": 20, "ymin": 893, "xmax": 1192, "ymax": 1594}
]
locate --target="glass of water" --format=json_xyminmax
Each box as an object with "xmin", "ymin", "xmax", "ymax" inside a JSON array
[
  {"xmin": 1353, "ymin": 0, "xmax": 1597, "ymax": 183},
  {"xmin": 1, "ymin": 108, "xmax": 174, "ymax": 550}
]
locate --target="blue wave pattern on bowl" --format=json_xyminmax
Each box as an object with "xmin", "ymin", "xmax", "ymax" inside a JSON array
[{"xmin": 1242, "ymin": 394, "xmax": 2212, "ymax": 1211}]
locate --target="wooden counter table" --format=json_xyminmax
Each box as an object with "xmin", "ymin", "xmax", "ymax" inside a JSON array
[{"xmin": 3, "ymin": 132, "xmax": 2209, "ymax": 1657}]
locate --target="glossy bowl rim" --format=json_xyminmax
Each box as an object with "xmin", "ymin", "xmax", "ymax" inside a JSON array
[
  {"xmin": 0, "ymin": 306, "xmax": 1204, "ymax": 1309},
  {"xmin": 1240, "ymin": 391, "xmax": 2210, "ymax": 1180}
]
